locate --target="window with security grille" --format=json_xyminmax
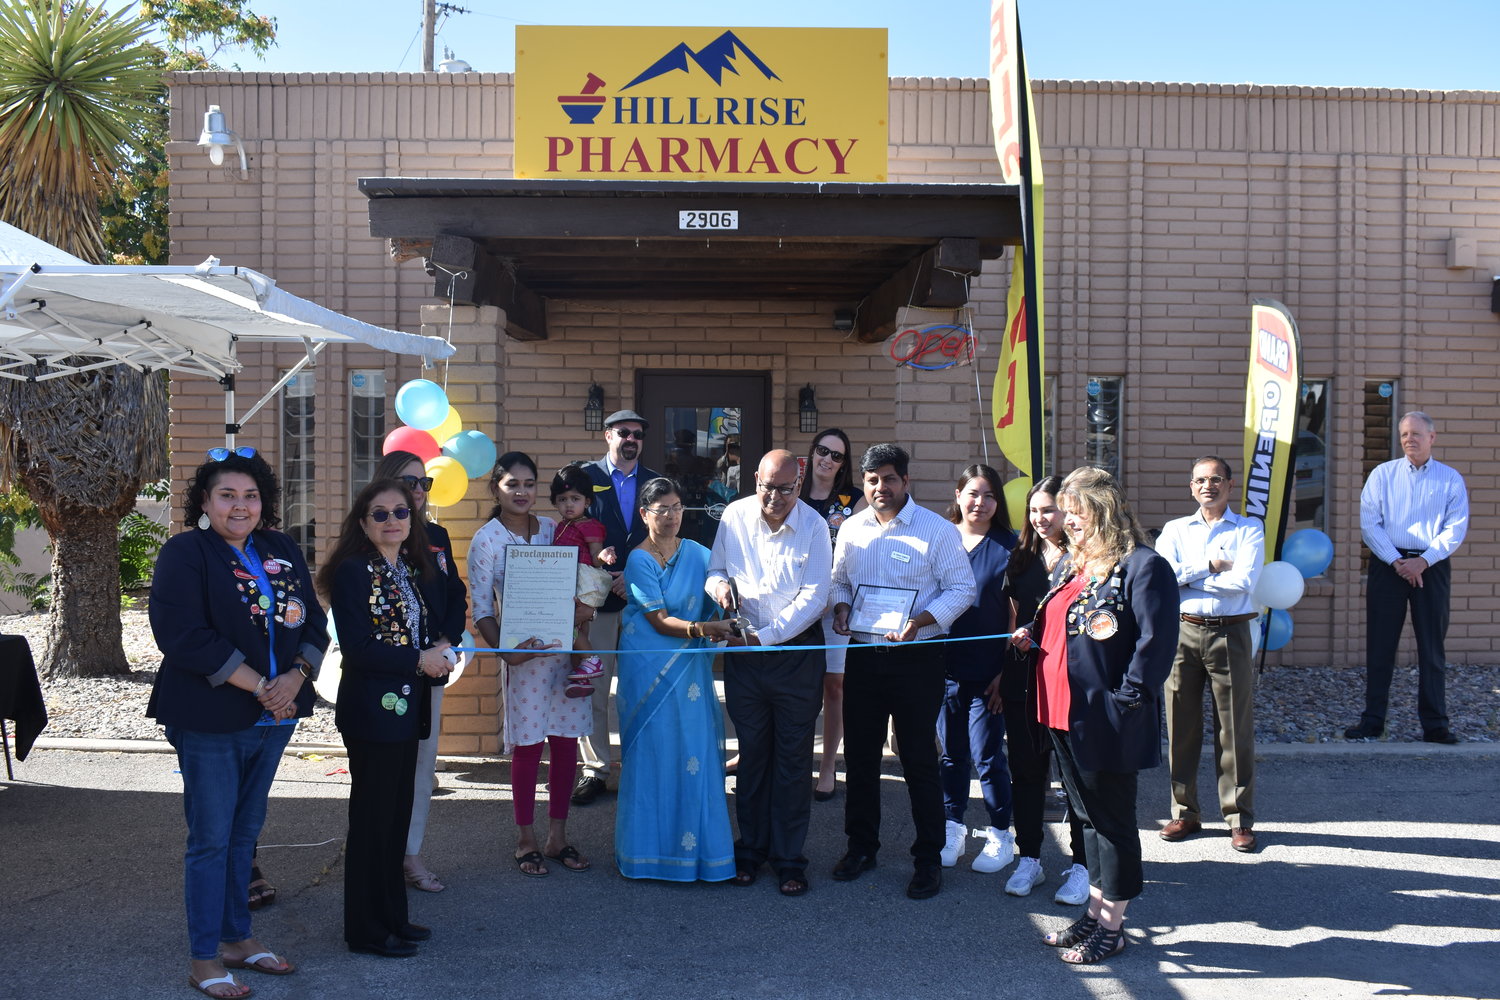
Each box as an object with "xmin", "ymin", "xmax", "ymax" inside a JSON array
[
  {"xmin": 281, "ymin": 370, "xmax": 317, "ymax": 567},
  {"xmin": 349, "ymin": 369, "xmax": 387, "ymax": 500}
]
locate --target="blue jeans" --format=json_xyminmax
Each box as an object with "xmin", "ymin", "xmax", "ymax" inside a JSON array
[
  {"xmin": 938, "ymin": 676, "xmax": 1013, "ymax": 828},
  {"xmin": 167, "ymin": 724, "xmax": 294, "ymax": 959}
]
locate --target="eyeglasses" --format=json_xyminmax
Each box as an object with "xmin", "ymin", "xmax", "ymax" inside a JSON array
[
  {"xmin": 367, "ymin": 506, "xmax": 411, "ymax": 523},
  {"xmin": 400, "ymin": 475, "xmax": 435, "ymax": 491},
  {"xmin": 643, "ymin": 503, "xmax": 685, "ymax": 515},
  {"xmin": 1191, "ymin": 476, "xmax": 1226, "ymax": 487},
  {"xmin": 813, "ymin": 444, "xmax": 846, "ymax": 463},
  {"xmin": 756, "ymin": 481, "xmax": 798, "ymax": 497},
  {"xmin": 612, "ymin": 428, "xmax": 646, "ymax": 440},
  {"xmin": 208, "ymin": 446, "xmax": 256, "ymax": 462}
]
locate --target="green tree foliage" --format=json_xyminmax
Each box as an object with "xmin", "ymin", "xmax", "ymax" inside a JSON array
[{"xmin": 102, "ymin": 1, "xmax": 277, "ymax": 264}]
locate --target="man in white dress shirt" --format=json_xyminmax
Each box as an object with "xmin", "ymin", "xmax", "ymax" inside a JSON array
[
  {"xmin": 1156, "ymin": 456, "xmax": 1265, "ymax": 853},
  {"xmin": 828, "ymin": 443, "xmax": 976, "ymax": 900},
  {"xmin": 707, "ymin": 449, "xmax": 832, "ymax": 896},
  {"xmin": 1348, "ymin": 412, "xmax": 1469, "ymax": 744}
]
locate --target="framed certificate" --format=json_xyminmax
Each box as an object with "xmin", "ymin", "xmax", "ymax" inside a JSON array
[
  {"xmin": 500, "ymin": 545, "xmax": 577, "ymax": 652},
  {"xmin": 849, "ymin": 584, "xmax": 918, "ymax": 634}
]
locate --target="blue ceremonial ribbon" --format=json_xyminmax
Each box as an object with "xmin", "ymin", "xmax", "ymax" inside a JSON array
[{"xmin": 452, "ymin": 632, "xmax": 1013, "ymax": 657}]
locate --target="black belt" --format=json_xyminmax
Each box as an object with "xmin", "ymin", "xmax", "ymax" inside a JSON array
[
  {"xmin": 851, "ymin": 635, "xmax": 946, "ymax": 650},
  {"xmin": 1399, "ymin": 549, "xmax": 1426, "ymax": 559},
  {"xmin": 1180, "ymin": 612, "xmax": 1257, "ymax": 628}
]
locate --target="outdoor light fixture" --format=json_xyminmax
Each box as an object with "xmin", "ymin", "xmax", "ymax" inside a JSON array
[
  {"xmin": 833, "ymin": 308, "xmax": 855, "ymax": 332},
  {"xmin": 198, "ymin": 105, "xmax": 248, "ymax": 178},
  {"xmin": 584, "ymin": 382, "xmax": 605, "ymax": 431},
  {"xmin": 799, "ymin": 383, "xmax": 819, "ymax": 435}
]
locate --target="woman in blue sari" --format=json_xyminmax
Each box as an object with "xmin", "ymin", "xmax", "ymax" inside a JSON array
[{"xmin": 615, "ymin": 478, "xmax": 739, "ymax": 882}]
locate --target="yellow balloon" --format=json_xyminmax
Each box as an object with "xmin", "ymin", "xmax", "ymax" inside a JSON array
[
  {"xmin": 1003, "ymin": 476, "xmax": 1033, "ymax": 534},
  {"xmin": 425, "ymin": 456, "xmax": 468, "ymax": 507},
  {"xmin": 431, "ymin": 406, "xmax": 462, "ymax": 448}
]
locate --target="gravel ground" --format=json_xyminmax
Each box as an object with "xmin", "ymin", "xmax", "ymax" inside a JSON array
[{"xmin": 7, "ymin": 609, "xmax": 1499, "ymax": 746}]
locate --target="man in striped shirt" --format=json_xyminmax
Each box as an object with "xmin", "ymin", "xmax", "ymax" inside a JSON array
[{"xmin": 1348, "ymin": 412, "xmax": 1469, "ymax": 744}]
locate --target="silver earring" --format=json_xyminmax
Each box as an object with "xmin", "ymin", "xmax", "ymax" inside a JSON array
[{"xmin": 197, "ymin": 513, "xmax": 211, "ymax": 530}]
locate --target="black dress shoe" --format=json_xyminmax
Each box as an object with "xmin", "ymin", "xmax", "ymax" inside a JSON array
[
  {"xmin": 348, "ymin": 935, "xmax": 419, "ymax": 958},
  {"xmin": 1344, "ymin": 719, "xmax": 1385, "ymax": 740},
  {"xmin": 571, "ymin": 775, "xmax": 607, "ymax": 805},
  {"xmin": 831, "ymin": 851, "xmax": 877, "ymax": 882},
  {"xmin": 907, "ymin": 865, "xmax": 942, "ymax": 900},
  {"xmin": 1423, "ymin": 727, "xmax": 1460, "ymax": 744},
  {"xmin": 397, "ymin": 922, "xmax": 432, "ymax": 942}
]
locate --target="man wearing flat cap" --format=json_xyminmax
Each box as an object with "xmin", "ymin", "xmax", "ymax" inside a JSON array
[{"xmin": 572, "ymin": 410, "xmax": 661, "ymax": 805}]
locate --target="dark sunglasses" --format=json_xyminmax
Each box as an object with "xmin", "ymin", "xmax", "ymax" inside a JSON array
[
  {"xmin": 208, "ymin": 446, "xmax": 257, "ymax": 461},
  {"xmin": 400, "ymin": 475, "xmax": 435, "ymax": 491},
  {"xmin": 367, "ymin": 506, "xmax": 411, "ymax": 523},
  {"xmin": 612, "ymin": 428, "xmax": 646, "ymax": 440},
  {"xmin": 813, "ymin": 444, "xmax": 846, "ymax": 463}
]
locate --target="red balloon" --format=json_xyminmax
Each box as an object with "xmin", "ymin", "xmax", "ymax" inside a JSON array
[{"xmin": 384, "ymin": 426, "xmax": 440, "ymax": 461}]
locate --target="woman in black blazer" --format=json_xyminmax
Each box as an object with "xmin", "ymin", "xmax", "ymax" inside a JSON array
[
  {"xmin": 317, "ymin": 478, "xmax": 452, "ymax": 958},
  {"xmin": 373, "ymin": 450, "xmax": 469, "ymax": 894},
  {"xmin": 1011, "ymin": 467, "xmax": 1178, "ymax": 965},
  {"xmin": 150, "ymin": 448, "xmax": 328, "ymax": 997}
]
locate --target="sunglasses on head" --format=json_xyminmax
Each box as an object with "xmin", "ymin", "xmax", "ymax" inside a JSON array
[
  {"xmin": 814, "ymin": 444, "xmax": 846, "ymax": 463},
  {"xmin": 612, "ymin": 428, "xmax": 646, "ymax": 440},
  {"xmin": 400, "ymin": 475, "xmax": 435, "ymax": 491},
  {"xmin": 208, "ymin": 446, "xmax": 257, "ymax": 462},
  {"xmin": 367, "ymin": 506, "xmax": 411, "ymax": 523}
]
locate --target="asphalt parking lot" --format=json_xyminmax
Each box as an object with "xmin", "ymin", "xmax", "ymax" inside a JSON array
[{"xmin": 3, "ymin": 741, "xmax": 1497, "ymax": 1000}]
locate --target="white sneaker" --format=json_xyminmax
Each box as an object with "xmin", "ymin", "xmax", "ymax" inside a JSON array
[
  {"xmin": 940, "ymin": 820, "xmax": 966, "ymax": 867},
  {"xmin": 1054, "ymin": 863, "xmax": 1090, "ymax": 905},
  {"xmin": 971, "ymin": 826, "xmax": 1015, "ymax": 873},
  {"xmin": 1004, "ymin": 856, "xmax": 1045, "ymax": 896}
]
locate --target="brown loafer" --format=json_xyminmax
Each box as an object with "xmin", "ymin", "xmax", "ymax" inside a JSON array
[
  {"xmin": 1159, "ymin": 817, "xmax": 1202, "ymax": 841},
  {"xmin": 1230, "ymin": 827, "xmax": 1257, "ymax": 853}
]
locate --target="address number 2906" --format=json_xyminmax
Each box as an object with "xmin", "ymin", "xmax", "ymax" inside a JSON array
[{"xmin": 678, "ymin": 210, "xmax": 739, "ymax": 230}]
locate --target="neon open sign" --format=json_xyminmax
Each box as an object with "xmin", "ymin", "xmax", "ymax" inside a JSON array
[{"xmin": 888, "ymin": 325, "xmax": 976, "ymax": 370}]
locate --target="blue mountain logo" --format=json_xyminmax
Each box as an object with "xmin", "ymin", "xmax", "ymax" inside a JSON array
[{"xmin": 622, "ymin": 30, "xmax": 781, "ymax": 90}]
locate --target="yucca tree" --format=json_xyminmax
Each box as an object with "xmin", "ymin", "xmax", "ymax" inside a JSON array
[{"xmin": 0, "ymin": 0, "xmax": 166, "ymax": 677}]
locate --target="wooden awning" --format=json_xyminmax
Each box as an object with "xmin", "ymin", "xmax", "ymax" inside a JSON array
[{"xmin": 360, "ymin": 178, "xmax": 1021, "ymax": 342}]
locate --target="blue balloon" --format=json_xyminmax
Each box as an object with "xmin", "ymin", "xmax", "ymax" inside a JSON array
[
  {"xmin": 443, "ymin": 429, "xmax": 498, "ymax": 479},
  {"xmin": 395, "ymin": 379, "xmax": 449, "ymax": 430},
  {"xmin": 1282, "ymin": 529, "xmax": 1334, "ymax": 579},
  {"xmin": 1265, "ymin": 608, "xmax": 1294, "ymax": 651}
]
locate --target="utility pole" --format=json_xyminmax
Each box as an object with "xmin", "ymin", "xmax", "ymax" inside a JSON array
[{"xmin": 422, "ymin": 0, "xmax": 436, "ymax": 71}]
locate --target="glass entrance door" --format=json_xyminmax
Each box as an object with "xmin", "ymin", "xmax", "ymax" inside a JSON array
[{"xmin": 637, "ymin": 371, "xmax": 770, "ymax": 550}]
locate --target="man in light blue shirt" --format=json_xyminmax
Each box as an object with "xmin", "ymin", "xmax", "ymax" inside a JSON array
[
  {"xmin": 1348, "ymin": 412, "xmax": 1468, "ymax": 744},
  {"xmin": 1156, "ymin": 456, "xmax": 1265, "ymax": 854}
]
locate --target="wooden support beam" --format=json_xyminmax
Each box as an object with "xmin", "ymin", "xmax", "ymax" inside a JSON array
[
  {"xmin": 428, "ymin": 234, "xmax": 548, "ymax": 340},
  {"xmin": 855, "ymin": 240, "xmax": 975, "ymax": 343}
]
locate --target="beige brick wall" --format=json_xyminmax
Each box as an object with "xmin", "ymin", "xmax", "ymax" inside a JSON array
[{"xmin": 164, "ymin": 73, "xmax": 1500, "ymax": 751}]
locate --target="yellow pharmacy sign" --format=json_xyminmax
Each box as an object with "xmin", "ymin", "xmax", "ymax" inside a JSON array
[{"xmin": 515, "ymin": 26, "xmax": 888, "ymax": 181}]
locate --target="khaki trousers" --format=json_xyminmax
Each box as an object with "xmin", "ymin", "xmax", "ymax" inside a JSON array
[{"xmin": 1164, "ymin": 618, "xmax": 1255, "ymax": 829}]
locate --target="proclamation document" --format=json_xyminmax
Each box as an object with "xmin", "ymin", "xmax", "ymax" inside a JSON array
[
  {"xmin": 848, "ymin": 584, "xmax": 918, "ymax": 635},
  {"xmin": 500, "ymin": 545, "xmax": 577, "ymax": 651}
]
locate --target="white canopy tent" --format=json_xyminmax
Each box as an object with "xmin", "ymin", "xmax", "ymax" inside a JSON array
[{"xmin": 0, "ymin": 221, "xmax": 454, "ymax": 442}]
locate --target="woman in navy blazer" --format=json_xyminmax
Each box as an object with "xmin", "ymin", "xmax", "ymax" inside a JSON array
[
  {"xmin": 150, "ymin": 448, "xmax": 328, "ymax": 997},
  {"xmin": 373, "ymin": 450, "xmax": 469, "ymax": 894},
  {"xmin": 1012, "ymin": 467, "xmax": 1178, "ymax": 965},
  {"xmin": 317, "ymin": 478, "xmax": 452, "ymax": 958}
]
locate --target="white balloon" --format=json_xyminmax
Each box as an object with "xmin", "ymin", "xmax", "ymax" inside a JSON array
[
  {"xmin": 1249, "ymin": 614, "xmax": 1264, "ymax": 658},
  {"xmin": 312, "ymin": 643, "xmax": 341, "ymax": 705},
  {"xmin": 1253, "ymin": 560, "xmax": 1305, "ymax": 610}
]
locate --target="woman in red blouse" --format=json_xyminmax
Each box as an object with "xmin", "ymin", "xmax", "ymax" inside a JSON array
[{"xmin": 1010, "ymin": 467, "xmax": 1178, "ymax": 965}]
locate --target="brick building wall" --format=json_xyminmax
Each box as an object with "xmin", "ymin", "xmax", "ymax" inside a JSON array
[{"xmin": 165, "ymin": 72, "xmax": 1500, "ymax": 750}]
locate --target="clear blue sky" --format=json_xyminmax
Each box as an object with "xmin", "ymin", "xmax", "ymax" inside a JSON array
[{"xmin": 204, "ymin": 0, "xmax": 1499, "ymax": 91}]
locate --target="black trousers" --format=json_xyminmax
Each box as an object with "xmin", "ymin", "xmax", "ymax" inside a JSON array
[
  {"xmin": 723, "ymin": 628, "xmax": 825, "ymax": 874},
  {"xmin": 344, "ymin": 737, "xmax": 417, "ymax": 947},
  {"xmin": 1004, "ymin": 689, "xmax": 1085, "ymax": 865},
  {"xmin": 1364, "ymin": 556, "xmax": 1451, "ymax": 731},
  {"xmin": 1049, "ymin": 729, "xmax": 1142, "ymax": 901},
  {"xmin": 843, "ymin": 640, "xmax": 946, "ymax": 868}
]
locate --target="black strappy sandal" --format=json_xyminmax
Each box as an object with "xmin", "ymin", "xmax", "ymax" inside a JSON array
[
  {"xmin": 1043, "ymin": 913, "xmax": 1098, "ymax": 948},
  {"xmin": 1059, "ymin": 924, "xmax": 1126, "ymax": 964}
]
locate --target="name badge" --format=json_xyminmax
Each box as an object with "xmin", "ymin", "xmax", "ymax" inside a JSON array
[{"xmin": 890, "ymin": 550, "xmax": 911, "ymax": 563}]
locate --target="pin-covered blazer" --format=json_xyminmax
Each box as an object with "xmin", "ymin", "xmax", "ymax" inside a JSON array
[
  {"xmin": 149, "ymin": 527, "xmax": 329, "ymax": 733},
  {"xmin": 330, "ymin": 553, "xmax": 435, "ymax": 744},
  {"xmin": 1031, "ymin": 545, "xmax": 1179, "ymax": 773}
]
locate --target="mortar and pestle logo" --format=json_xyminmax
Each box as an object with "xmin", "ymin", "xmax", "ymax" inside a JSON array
[{"xmin": 558, "ymin": 72, "xmax": 607, "ymax": 124}]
